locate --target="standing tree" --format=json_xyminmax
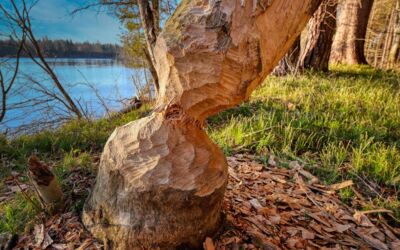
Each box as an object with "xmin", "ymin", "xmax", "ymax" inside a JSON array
[
  {"xmin": 389, "ymin": 0, "xmax": 400, "ymax": 64},
  {"xmin": 331, "ymin": 0, "xmax": 375, "ymax": 65},
  {"xmin": 387, "ymin": 0, "xmax": 400, "ymax": 67},
  {"xmin": 82, "ymin": 0, "xmax": 323, "ymax": 248},
  {"xmin": 365, "ymin": 0, "xmax": 399, "ymax": 69},
  {"xmin": 298, "ymin": 0, "xmax": 338, "ymax": 71},
  {"xmin": 272, "ymin": 0, "xmax": 337, "ymax": 75},
  {"xmin": 0, "ymin": 35, "xmax": 25, "ymax": 122},
  {"xmin": 272, "ymin": 37, "xmax": 301, "ymax": 75}
]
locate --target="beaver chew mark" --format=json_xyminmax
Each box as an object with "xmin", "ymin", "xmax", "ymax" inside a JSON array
[
  {"xmin": 165, "ymin": 104, "xmax": 183, "ymax": 120},
  {"xmin": 165, "ymin": 104, "xmax": 203, "ymax": 128},
  {"xmin": 28, "ymin": 155, "xmax": 54, "ymax": 186}
]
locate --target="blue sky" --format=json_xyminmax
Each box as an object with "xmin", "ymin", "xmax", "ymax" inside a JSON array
[{"xmin": 5, "ymin": 0, "xmax": 123, "ymax": 44}]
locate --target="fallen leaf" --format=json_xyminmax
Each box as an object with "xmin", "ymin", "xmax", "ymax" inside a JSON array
[
  {"xmin": 268, "ymin": 155, "xmax": 277, "ymax": 167},
  {"xmin": 51, "ymin": 243, "xmax": 69, "ymax": 249},
  {"xmin": 42, "ymin": 233, "xmax": 53, "ymax": 249},
  {"xmin": 248, "ymin": 229, "xmax": 279, "ymax": 249},
  {"xmin": 269, "ymin": 215, "xmax": 281, "ymax": 225},
  {"xmin": 334, "ymin": 223, "xmax": 352, "ymax": 233},
  {"xmin": 308, "ymin": 213, "xmax": 332, "ymax": 227},
  {"xmin": 390, "ymin": 240, "xmax": 400, "ymax": 249},
  {"xmin": 271, "ymin": 175, "xmax": 287, "ymax": 184},
  {"xmin": 352, "ymin": 229, "xmax": 389, "ymax": 250},
  {"xmin": 286, "ymin": 227, "xmax": 299, "ymax": 236},
  {"xmin": 286, "ymin": 238, "xmax": 298, "ymax": 248},
  {"xmin": 228, "ymin": 167, "xmax": 241, "ymax": 182},
  {"xmin": 249, "ymin": 198, "xmax": 263, "ymax": 210},
  {"xmin": 203, "ymin": 237, "xmax": 215, "ymax": 250},
  {"xmin": 287, "ymin": 102, "xmax": 296, "ymax": 111},
  {"xmin": 34, "ymin": 224, "xmax": 44, "ymax": 247},
  {"xmin": 353, "ymin": 211, "xmax": 374, "ymax": 227},
  {"xmin": 301, "ymin": 228, "xmax": 315, "ymax": 240},
  {"xmin": 309, "ymin": 221, "xmax": 323, "ymax": 234},
  {"xmin": 381, "ymin": 223, "xmax": 398, "ymax": 241},
  {"xmin": 320, "ymin": 245, "xmax": 341, "ymax": 250},
  {"xmin": 76, "ymin": 238, "xmax": 94, "ymax": 250}
]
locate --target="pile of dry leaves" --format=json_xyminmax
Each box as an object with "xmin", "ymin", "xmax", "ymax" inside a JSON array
[
  {"xmin": 13, "ymin": 168, "xmax": 99, "ymax": 249},
  {"xmin": 211, "ymin": 154, "xmax": 400, "ymax": 250},
  {"xmin": 17, "ymin": 213, "xmax": 99, "ymax": 249},
  {"xmin": 4, "ymin": 154, "xmax": 400, "ymax": 249}
]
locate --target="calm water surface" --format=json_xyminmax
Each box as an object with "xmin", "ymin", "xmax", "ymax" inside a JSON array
[{"xmin": 1, "ymin": 58, "xmax": 141, "ymax": 132}]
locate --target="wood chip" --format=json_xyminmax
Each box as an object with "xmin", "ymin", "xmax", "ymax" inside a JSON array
[
  {"xmin": 329, "ymin": 180, "xmax": 354, "ymax": 190},
  {"xmin": 352, "ymin": 229, "xmax": 389, "ymax": 250},
  {"xmin": 353, "ymin": 211, "xmax": 375, "ymax": 227},
  {"xmin": 301, "ymin": 228, "xmax": 315, "ymax": 240},
  {"xmin": 268, "ymin": 155, "xmax": 277, "ymax": 167},
  {"xmin": 34, "ymin": 224, "xmax": 44, "ymax": 247},
  {"xmin": 42, "ymin": 233, "xmax": 53, "ymax": 249},
  {"xmin": 249, "ymin": 198, "xmax": 263, "ymax": 210},
  {"xmin": 203, "ymin": 237, "xmax": 215, "ymax": 250},
  {"xmin": 333, "ymin": 223, "xmax": 352, "ymax": 233}
]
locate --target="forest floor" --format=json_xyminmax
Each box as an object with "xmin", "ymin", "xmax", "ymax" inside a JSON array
[
  {"xmin": 4, "ymin": 153, "xmax": 400, "ymax": 249},
  {"xmin": 0, "ymin": 65, "xmax": 399, "ymax": 249}
]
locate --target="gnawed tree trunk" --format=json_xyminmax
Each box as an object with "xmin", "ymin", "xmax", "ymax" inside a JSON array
[
  {"xmin": 331, "ymin": 0, "xmax": 374, "ymax": 64},
  {"xmin": 28, "ymin": 155, "xmax": 63, "ymax": 207},
  {"xmin": 298, "ymin": 0, "xmax": 338, "ymax": 71},
  {"xmin": 82, "ymin": 0, "xmax": 322, "ymax": 249}
]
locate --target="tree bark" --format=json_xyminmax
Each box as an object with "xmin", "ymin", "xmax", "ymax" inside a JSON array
[
  {"xmin": 83, "ymin": 0, "xmax": 322, "ymax": 249},
  {"xmin": 388, "ymin": 0, "xmax": 400, "ymax": 66},
  {"xmin": 0, "ymin": 34, "xmax": 25, "ymax": 122},
  {"xmin": 331, "ymin": 0, "xmax": 374, "ymax": 65},
  {"xmin": 272, "ymin": 37, "xmax": 301, "ymax": 75},
  {"xmin": 298, "ymin": 0, "xmax": 338, "ymax": 71}
]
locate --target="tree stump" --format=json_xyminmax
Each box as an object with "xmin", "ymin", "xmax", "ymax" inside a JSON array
[
  {"xmin": 83, "ymin": 0, "xmax": 322, "ymax": 248},
  {"xmin": 28, "ymin": 155, "xmax": 63, "ymax": 207}
]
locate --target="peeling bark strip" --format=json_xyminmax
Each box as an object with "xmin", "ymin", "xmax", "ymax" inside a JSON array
[
  {"xmin": 28, "ymin": 155, "xmax": 63, "ymax": 205},
  {"xmin": 83, "ymin": 0, "xmax": 323, "ymax": 249}
]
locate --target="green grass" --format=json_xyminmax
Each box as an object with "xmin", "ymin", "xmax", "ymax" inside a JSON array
[
  {"xmin": 0, "ymin": 106, "xmax": 148, "ymax": 178},
  {"xmin": 0, "ymin": 193, "xmax": 39, "ymax": 234},
  {"xmin": 208, "ymin": 65, "xmax": 400, "ymax": 217}
]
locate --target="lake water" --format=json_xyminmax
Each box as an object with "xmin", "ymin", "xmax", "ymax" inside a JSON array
[{"xmin": 1, "ymin": 58, "xmax": 143, "ymax": 134}]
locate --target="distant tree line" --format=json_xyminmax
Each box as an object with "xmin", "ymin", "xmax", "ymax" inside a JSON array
[{"xmin": 0, "ymin": 38, "xmax": 122, "ymax": 58}]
